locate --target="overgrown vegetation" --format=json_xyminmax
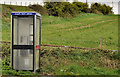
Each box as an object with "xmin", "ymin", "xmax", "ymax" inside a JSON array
[
  {"xmin": 2, "ymin": 2, "xmax": 113, "ymax": 19},
  {"xmin": 21, "ymin": 2, "xmax": 114, "ymax": 18},
  {"xmin": 44, "ymin": 2, "xmax": 79, "ymax": 18},
  {"xmin": 40, "ymin": 47, "xmax": 119, "ymax": 75},
  {"xmin": 91, "ymin": 3, "xmax": 113, "ymax": 15},
  {"xmin": 43, "ymin": 2, "xmax": 113, "ymax": 18},
  {"xmin": 73, "ymin": 2, "xmax": 88, "ymax": 13},
  {"xmin": 2, "ymin": 44, "xmax": 119, "ymax": 75},
  {"xmin": 28, "ymin": 4, "xmax": 47, "ymax": 15}
]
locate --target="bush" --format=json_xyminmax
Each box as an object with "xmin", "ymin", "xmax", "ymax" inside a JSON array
[
  {"xmin": 29, "ymin": 4, "xmax": 47, "ymax": 15},
  {"xmin": 73, "ymin": 2, "xmax": 88, "ymax": 13},
  {"xmin": 59, "ymin": 2, "xmax": 79, "ymax": 18},
  {"xmin": 44, "ymin": 2, "xmax": 79, "ymax": 18},
  {"xmin": 44, "ymin": 2, "xmax": 59, "ymax": 16},
  {"xmin": 85, "ymin": 8, "xmax": 92, "ymax": 13},
  {"xmin": 44, "ymin": 2, "xmax": 113, "ymax": 18},
  {"xmin": 91, "ymin": 3, "xmax": 113, "ymax": 15}
]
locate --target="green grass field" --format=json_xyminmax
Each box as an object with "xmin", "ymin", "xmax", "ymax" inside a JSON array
[
  {"xmin": 2, "ymin": 4, "xmax": 118, "ymax": 50},
  {"xmin": 41, "ymin": 13, "xmax": 118, "ymax": 50},
  {"xmin": 1, "ymin": 4, "xmax": 119, "ymax": 75}
]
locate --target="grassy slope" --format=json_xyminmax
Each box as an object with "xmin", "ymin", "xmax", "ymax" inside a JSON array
[
  {"xmin": 2, "ymin": 5, "xmax": 118, "ymax": 50},
  {"xmin": 2, "ymin": 4, "xmax": 33, "ymax": 41},
  {"xmin": 42, "ymin": 13, "xmax": 118, "ymax": 50},
  {"xmin": 2, "ymin": 44, "xmax": 120, "ymax": 75},
  {"xmin": 40, "ymin": 47, "xmax": 119, "ymax": 75},
  {"xmin": 1, "ymin": 5, "xmax": 119, "ymax": 75}
]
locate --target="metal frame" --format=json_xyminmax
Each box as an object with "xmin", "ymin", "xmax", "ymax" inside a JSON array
[
  {"xmin": 11, "ymin": 12, "xmax": 41, "ymax": 72},
  {"xmin": 36, "ymin": 15, "xmax": 41, "ymax": 71},
  {"xmin": 11, "ymin": 15, "xmax": 13, "ymax": 69},
  {"xmin": 38, "ymin": 16, "xmax": 41, "ymax": 71},
  {"xmin": 33, "ymin": 15, "xmax": 35, "ymax": 71}
]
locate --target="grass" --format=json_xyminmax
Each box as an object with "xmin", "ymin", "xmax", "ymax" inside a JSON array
[
  {"xmin": 40, "ymin": 47, "xmax": 119, "ymax": 75},
  {"xmin": 56, "ymin": 64, "xmax": 118, "ymax": 75},
  {"xmin": 2, "ymin": 5, "xmax": 118, "ymax": 50},
  {"xmin": 2, "ymin": 44, "xmax": 120, "ymax": 75},
  {"xmin": 1, "ymin": 4, "xmax": 119, "ymax": 75},
  {"xmin": 2, "ymin": 4, "xmax": 33, "ymax": 41},
  {"xmin": 41, "ymin": 13, "xmax": 118, "ymax": 50}
]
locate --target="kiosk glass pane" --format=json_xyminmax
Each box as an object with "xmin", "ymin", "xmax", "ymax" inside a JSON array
[
  {"xmin": 13, "ymin": 16, "xmax": 18, "ymax": 45},
  {"xmin": 13, "ymin": 16, "xmax": 33, "ymax": 45},
  {"xmin": 13, "ymin": 49, "xmax": 33, "ymax": 70},
  {"xmin": 36, "ymin": 17, "xmax": 40, "ymax": 45}
]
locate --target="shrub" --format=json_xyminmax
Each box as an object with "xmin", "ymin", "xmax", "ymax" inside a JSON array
[
  {"xmin": 73, "ymin": 2, "xmax": 88, "ymax": 13},
  {"xmin": 44, "ymin": 2, "xmax": 113, "ymax": 18},
  {"xmin": 85, "ymin": 8, "xmax": 92, "ymax": 13},
  {"xmin": 91, "ymin": 3, "xmax": 113, "ymax": 15},
  {"xmin": 59, "ymin": 2, "xmax": 79, "ymax": 18},
  {"xmin": 44, "ymin": 2, "xmax": 79, "ymax": 18},
  {"xmin": 28, "ymin": 4, "xmax": 47, "ymax": 15},
  {"xmin": 44, "ymin": 2, "xmax": 58, "ymax": 16}
]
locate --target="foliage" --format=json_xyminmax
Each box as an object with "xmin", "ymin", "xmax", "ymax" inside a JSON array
[
  {"xmin": 28, "ymin": 4, "xmax": 47, "ymax": 15},
  {"xmin": 44, "ymin": 2, "xmax": 113, "ymax": 18},
  {"xmin": 1, "ymin": 4, "xmax": 118, "ymax": 76},
  {"xmin": 2, "ymin": 44, "xmax": 119, "ymax": 75},
  {"xmin": 91, "ymin": 3, "xmax": 113, "ymax": 15},
  {"xmin": 44, "ymin": 2, "xmax": 79, "ymax": 18},
  {"xmin": 73, "ymin": 2, "xmax": 88, "ymax": 13},
  {"xmin": 40, "ymin": 47, "xmax": 119, "ymax": 75}
]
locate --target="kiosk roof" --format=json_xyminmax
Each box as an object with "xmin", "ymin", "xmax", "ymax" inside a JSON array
[{"xmin": 11, "ymin": 12, "xmax": 41, "ymax": 16}]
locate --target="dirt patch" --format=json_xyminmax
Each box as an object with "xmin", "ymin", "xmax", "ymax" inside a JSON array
[
  {"xmin": 55, "ymin": 22, "xmax": 82, "ymax": 29},
  {"xmin": 66, "ymin": 24, "xmax": 91, "ymax": 31},
  {"xmin": 57, "ymin": 19, "xmax": 117, "ymax": 31}
]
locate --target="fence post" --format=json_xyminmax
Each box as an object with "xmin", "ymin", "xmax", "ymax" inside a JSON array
[
  {"xmin": 86, "ymin": 0, "xmax": 87, "ymax": 4},
  {"xmin": 21, "ymin": 2, "xmax": 22, "ymax": 6},
  {"xmin": 112, "ymin": 1, "xmax": 114, "ymax": 12},
  {"xmin": 100, "ymin": 37, "xmax": 102, "ymax": 49},
  {"xmin": 112, "ymin": 1, "xmax": 113, "ymax": 8},
  {"xmin": 4, "ymin": 1, "xmax": 5, "ymax": 4},
  {"xmin": 29, "ymin": 2, "xmax": 31, "ymax": 5},
  {"xmin": 25, "ymin": 2, "xmax": 26, "ymax": 6},
  {"xmin": 10, "ymin": 1, "xmax": 11, "ymax": 5},
  {"xmin": 16, "ymin": 2, "xmax": 17, "ymax": 5}
]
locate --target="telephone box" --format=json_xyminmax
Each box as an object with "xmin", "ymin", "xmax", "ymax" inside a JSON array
[{"xmin": 11, "ymin": 12, "xmax": 41, "ymax": 72}]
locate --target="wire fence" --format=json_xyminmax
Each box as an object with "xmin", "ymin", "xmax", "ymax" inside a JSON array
[
  {"xmin": 0, "ymin": 1, "xmax": 116, "ymax": 7},
  {"xmin": 1, "ymin": 1, "xmax": 44, "ymax": 6},
  {"xmin": 0, "ymin": 41, "xmax": 119, "ymax": 52}
]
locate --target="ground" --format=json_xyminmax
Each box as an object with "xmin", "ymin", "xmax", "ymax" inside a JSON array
[{"xmin": 1, "ymin": 4, "xmax": 119, "ymax": 76}]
